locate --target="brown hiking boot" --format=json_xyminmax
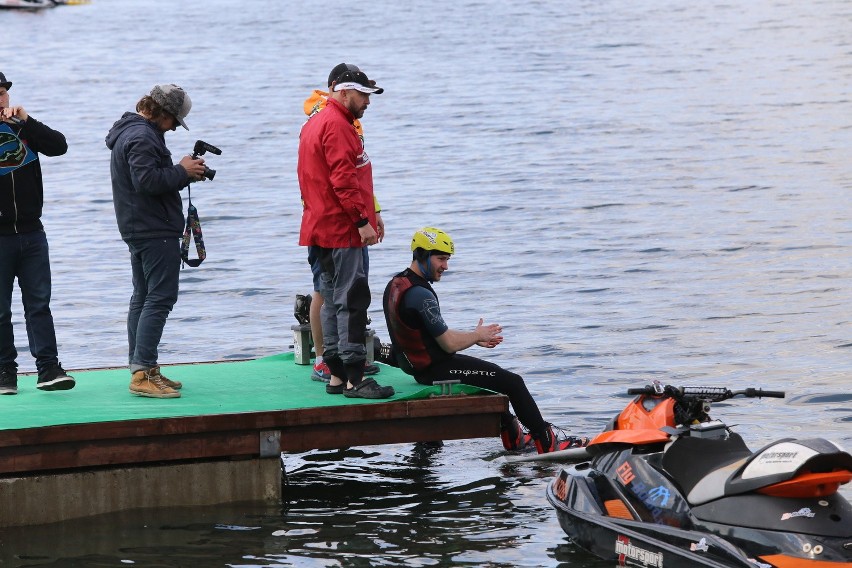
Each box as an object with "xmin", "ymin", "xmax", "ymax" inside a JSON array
[
  {"xmin": 152, "ymin": 366, "xmax": 182, "ymax": 390},
  {"xmin": 129, "ymin": 368, "xmax": 180, "ymax": 398}
]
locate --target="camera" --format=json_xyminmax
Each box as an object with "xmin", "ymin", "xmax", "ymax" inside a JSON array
[{"xmin": 192, "ymin": 140, "xmax": 222, "ymax": 180}]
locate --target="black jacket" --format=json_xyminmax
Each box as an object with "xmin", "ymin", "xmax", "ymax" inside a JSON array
[
  {"xmin": 105, "ymin": 112, "xmax": 189, "ymax": 240},
  {"xmin": 0, "ymin": 117, "xmax": 67, "ymax": 235}
]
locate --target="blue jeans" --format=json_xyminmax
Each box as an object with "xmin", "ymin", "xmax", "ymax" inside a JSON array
[
  {"xmin": 0, "ymin": 230, "xmax": 59, "ymax": 373},
  {"xmin": 126, "ymin": 237, "xmax": 180, "ymax": 372}
]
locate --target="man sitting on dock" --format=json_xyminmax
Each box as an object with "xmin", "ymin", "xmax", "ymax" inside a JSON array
[{"xmin": 382, "ymin": 227, "xmax": 587, "ymax": 453}]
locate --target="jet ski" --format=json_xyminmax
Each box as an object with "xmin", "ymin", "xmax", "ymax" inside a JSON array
[{"xmin": 545, "ymin": 382, "xmax": 852, "ymax": 567}]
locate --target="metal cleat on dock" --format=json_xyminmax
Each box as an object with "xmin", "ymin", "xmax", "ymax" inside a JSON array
[{"xmin": 432, "ymin": 379, "xmax": 462, "ymax": 397}]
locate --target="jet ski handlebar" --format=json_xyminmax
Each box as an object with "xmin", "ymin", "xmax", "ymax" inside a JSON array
[
  {"xmin": 736, "ymin": 387, "xmax": 785, "ymax": 399},
  {"xmin": 627, "ymin": 384, "xmax": 786, "ymax": 401}
]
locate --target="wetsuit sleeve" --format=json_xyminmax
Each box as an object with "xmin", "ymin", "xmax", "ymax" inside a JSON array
[{"xmin": 403, "ymin": 286, "xmax": 448, "ymax": 337}]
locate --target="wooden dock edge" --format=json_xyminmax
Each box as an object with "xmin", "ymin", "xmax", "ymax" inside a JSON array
[{"xmin": 0, "ymin": 394, "xmax": 508, "ymax": 526}]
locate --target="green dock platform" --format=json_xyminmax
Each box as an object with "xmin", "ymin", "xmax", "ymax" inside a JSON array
[{"xmin": 0, "ymin": 352, "xmax": 507, "ymax": 527}]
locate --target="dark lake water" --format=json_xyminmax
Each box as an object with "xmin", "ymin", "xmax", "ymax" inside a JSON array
[{"xmin": 1, "ymin": 0, "xmax": 850, "ymax": 565}]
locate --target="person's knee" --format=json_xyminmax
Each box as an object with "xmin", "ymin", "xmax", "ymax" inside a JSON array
[
  {"xmin": 347, "ymin": 276, "xmax": 370, "ymax": 312},
  {"xmin": 345, "ymin": 277, "xmax": 370, "ymax": 342},
  {"xmin": 500, "ymin": 371, "xmax": 528, "ymax": 395},
  {"xmin": 146, "ymin": 288, "xmax": 178, "ymax": 311},
  {"xmin": 310, "ymin": 291, "xmax": 323, "ymax": 316}
]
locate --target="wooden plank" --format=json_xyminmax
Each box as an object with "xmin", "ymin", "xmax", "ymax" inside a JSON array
[
  {"xmin": 0, "ymin": 433, "xmax": 259, "ymax": 473},
  {"xmin": 0, "ymin": 395, "xmax": 506, "ymax": 447},
  {"xmin": 280, "ymin": 413, "xmax": 501, "ymax": 452},
  {"xmin": 0, "ymin": 395, "xmax": 508, "ymax": 475}
]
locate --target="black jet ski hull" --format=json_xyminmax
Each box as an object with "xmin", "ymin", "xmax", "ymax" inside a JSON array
[
  {"xmin": 547, "ymin": 471, "xmax": 764, "ymax": 567},
  {"xmin": 547, "ymin": 463, "xmax": 852, "ymax": 567}
]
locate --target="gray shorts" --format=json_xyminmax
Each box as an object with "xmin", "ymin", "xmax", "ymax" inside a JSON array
[{"xmin": 308, "ymin": 245, "xmax": 369, "ymax": 292}]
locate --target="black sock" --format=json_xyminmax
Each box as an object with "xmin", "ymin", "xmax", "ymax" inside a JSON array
[
  {"xmin": 344, "ymin": 360, "xmax": 365, "ymax": 388},
  {"xmin": 324, "ymin": 354, "xmax": 346, "ymax": 381}
]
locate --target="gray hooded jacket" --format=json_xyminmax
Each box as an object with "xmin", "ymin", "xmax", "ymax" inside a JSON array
[{"xmin": 105, "ymin": 112, "xmax": 189, "ymax": 240}]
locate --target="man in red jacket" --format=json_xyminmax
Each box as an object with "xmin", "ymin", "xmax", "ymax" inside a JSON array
[{"xmin": 297, "ymin": 63, "xmax": 394, "ymax": 399}]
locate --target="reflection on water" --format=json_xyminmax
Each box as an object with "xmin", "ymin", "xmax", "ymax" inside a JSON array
[{"xmin": 1, "ymin": 443, "xmax": 609, "ymax": 567}]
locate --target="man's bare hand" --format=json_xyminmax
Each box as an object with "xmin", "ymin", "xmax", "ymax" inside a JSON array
[
  {"xmin": 475, "ymin": 318, "xmax": 503, "ymax": 348},
  {"xmin": 0, "ymin": 106, "xmax": 27, "ymax": 124},
  {"xmin": 375, "ymin": 211, "xmax": 385, "ymax": 242},
  {"xmin": 359, "ymin": 223, "xmax": 378, "ymax": 245},
  {"xmin": 179, "ymin": 155, "xmax": 207, "ymax": 181}
]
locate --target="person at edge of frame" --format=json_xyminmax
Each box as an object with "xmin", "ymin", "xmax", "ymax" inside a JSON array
[{"xmin": 0, "ymin": 71, "xmax": 76, "ymax": 395}]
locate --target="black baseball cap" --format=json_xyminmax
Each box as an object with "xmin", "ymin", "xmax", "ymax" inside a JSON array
[
  {"xmin": 327, "ymin": 62, "xmax": 383, "ymax": 94},
  {"xmin": 0, "ymin": 72, "xmax": 11, "ymax": 90}
]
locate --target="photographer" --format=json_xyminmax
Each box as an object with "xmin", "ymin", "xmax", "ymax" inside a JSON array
[{"xmin": 105, "ymin": 84, "xmax": 206, "ymax": 399}]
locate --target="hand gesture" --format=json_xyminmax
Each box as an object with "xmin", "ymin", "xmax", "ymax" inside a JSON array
[{"xmin": 475, "ymin": 318, "xmax": 503, "ymax": 348}]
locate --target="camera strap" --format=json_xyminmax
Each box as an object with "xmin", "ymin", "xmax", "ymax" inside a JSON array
[{"xmin": 181, "ymin": 186, "xmax": 206, "ymax": 267}]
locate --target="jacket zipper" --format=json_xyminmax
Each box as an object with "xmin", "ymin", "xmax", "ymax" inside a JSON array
[{"xmin": 10, "ymin": 170, "xmax": 18, "ymax": 233}]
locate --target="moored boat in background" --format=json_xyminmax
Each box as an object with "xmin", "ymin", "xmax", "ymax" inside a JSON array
[
  {"xmin": 0, "ymin": 0, "xmax": 53, "ymax": 8},
  {"xmin": 0, "ymin": 0, "xmax": 87, "ymax": 9}
]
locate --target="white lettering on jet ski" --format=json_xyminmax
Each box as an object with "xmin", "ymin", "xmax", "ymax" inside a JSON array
[
  {"xmin": 781, "ymin": 507, "xmax": 815, "ymax": 521},
  {"xmin": 615, "ymin": 535, "xmax": 664, "ymax": 567},
  {"xmin": 760, "ymin": 451, "xmax": 798, "ymax": 460},
  {"xmin": 741, "ymin": 442, "xmax": 819, "ymax": 480}
]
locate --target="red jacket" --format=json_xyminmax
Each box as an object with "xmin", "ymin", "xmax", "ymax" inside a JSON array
[{"xmin": 298, "ymin": 98, "xmax": 376, "ymax": 248}]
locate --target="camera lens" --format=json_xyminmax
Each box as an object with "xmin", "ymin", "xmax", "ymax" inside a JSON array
[{"xmin": 204, "ymin": 166, "xmax": 216, "ymax": 180}]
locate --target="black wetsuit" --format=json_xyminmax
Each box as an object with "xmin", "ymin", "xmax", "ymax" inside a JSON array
[{"xmin": 383, "ymin": 268, "xmax": 548, "ymax": 434}]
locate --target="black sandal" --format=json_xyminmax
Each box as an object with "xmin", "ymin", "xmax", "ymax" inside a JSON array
[
  {"xmin": 343, "ymin": 378, "xmax": 395, "ymax": 399},
  {"xmin": 326, "ymin": 382, "xmax": 345, "ymax": 395}
]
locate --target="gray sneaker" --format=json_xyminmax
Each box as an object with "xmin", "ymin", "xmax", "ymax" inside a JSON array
[{"xmin": 0, "ymin": 365, "xmax": 17, "ymax": 395}]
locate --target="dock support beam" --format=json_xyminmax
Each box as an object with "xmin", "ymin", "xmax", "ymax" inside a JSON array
[{"xmin": 0, "ymin": 458, "xmax": 281, "ymax": 528}]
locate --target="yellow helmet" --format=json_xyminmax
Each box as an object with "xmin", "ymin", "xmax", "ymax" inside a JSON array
[{"xmin": 411, "ymin": 227, "xmax": 454, "ymax": 255}]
